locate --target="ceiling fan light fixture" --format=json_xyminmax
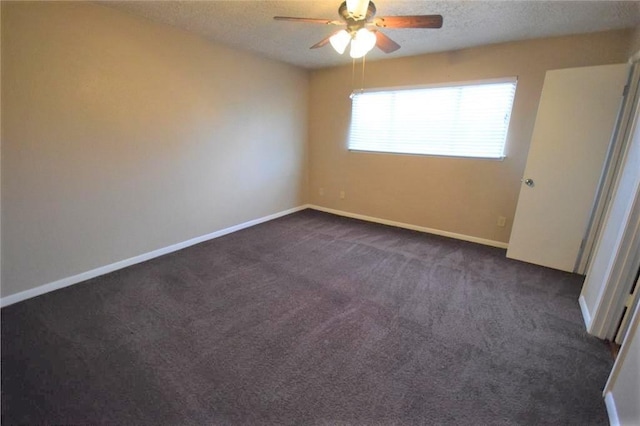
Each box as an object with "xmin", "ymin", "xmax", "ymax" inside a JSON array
[
  {"xmin": 349, "ymin": 28, "xmax": 376, "ymax": 58},
  {"xmin": 330, "ymin": 29, "xmax": 352, "ymax": 54},
  {"xmin": 346, "ymin": 0, "xmax": 370, "ymax": 20}
]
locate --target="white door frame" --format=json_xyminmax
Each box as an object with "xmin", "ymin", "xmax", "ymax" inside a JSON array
[
  {"xmin": 586, "ymin": 61, "xmax": 640, "ymax": 339},
  {"xmin": 576, "ymin": 63, "xmax": 638, "ymax": 274},
  {"xmin": 603, "ymin": 298, "xmax": 640, "ymax": 424},
  {"xmin": 589, "ymin": 185, "xmax": 640, "ymax": 339}
]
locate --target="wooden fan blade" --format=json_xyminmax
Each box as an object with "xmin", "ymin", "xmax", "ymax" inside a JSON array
[
  {"xmin": 310, "ymin": 34, "xmax": 333, "ymax": 49},
  {"xmin": 273, "ymin": 16, "xmax": 342, "ymax": 25},
  {"xmin": 310, "ymin": 29, "xmax": 347, "ymax": 49},
  {"xmin": 374, "ymin": 31, "xmax": 400, "ymax": 53},
  {"xmin": 374, "ymin": 15, "xmax": 443, "ymax": 29}
]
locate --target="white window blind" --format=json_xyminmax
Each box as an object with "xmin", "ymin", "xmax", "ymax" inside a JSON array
[{"xmin": 349, "ymin": 78, "xmax": 517, "ymax": 159}]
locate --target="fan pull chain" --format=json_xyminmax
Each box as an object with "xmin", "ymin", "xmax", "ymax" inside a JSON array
[
  {"xmin": 352, "ymin": 57, "xmax": 356, "ymax": 92},
  {"xmin": 360, "ymin": 55, "xmax": 366, "ymax": 92},
  {"xmin": 349, "ymin": 56, "xmax": 367, "ymax": 99}
]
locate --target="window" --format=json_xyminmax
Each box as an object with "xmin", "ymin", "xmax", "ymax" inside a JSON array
[{"xmin": 348, "ymin": 78, "xmax": 517, "ymax": 159}]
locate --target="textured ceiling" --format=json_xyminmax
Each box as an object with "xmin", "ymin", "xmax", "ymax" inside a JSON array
[{"xmin": 102, "ymin": 1, "xmax": 640, "ymax": 69}]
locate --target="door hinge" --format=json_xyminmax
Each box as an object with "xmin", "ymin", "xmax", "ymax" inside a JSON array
[
  {"xmin": 623, "ymin": 84, "xmax": 630, "ymax": 97},
  {"xmin": 625, "ymin": 294, "xmax": 634, "ymax": 308},
  {"xmin": 579, "ymin": 238, "xmax": 586, "ymax": 251}
]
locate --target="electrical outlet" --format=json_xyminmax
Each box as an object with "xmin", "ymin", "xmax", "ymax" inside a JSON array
[
  {"xmin": 319, "ymin": 187, "xmax": 325, "ymax": 196},
  {"xmin": 497, "ymin": 216, "xmax": 507, "ymax": 227},
  {"xmin": 339, "ymin": 190, "xmax": 345, "ymax": 199}
]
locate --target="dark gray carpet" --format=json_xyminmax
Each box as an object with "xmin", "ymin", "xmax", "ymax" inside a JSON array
[{"xmin": 2, "ymin": 209, "xmax": 612, "ymax": 425}]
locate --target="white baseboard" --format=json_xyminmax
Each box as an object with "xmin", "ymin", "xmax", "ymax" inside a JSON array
[
  {"xmin": 578, "ymin": 294, "xmax": 592, "ymax": 331},
  {"xmin": 0, "ymin": 205, "xmax": 308, "ymax": 308},
  {"xmin": 2, "ymin": 204, "xmax": 507, "ymax": 308},
  {"xmin": 307, "ymin": 204, "xmax": 509, "ymax": 249},
  {"xmin": 604, "ymin": 392, "xmax": 620, "ymax": 426}
]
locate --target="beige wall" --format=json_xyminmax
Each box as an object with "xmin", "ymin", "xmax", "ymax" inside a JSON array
[
  {"xmin": 308, "ymin": 30, "xmax": 633, "ymax": 244},
  {"xmin": 1, "ymin": 2, "xmax": 308, "ymax": 297}
]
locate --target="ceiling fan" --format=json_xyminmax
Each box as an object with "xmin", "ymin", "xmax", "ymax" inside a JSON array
[{"xmin": 274, "ymin": 0, "xmax": 443, "ymax": 59}]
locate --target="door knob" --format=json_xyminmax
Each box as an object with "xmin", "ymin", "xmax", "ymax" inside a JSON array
[{"xmin": 524, "ymin": 178, "xmax": 534, "ymax": 187}]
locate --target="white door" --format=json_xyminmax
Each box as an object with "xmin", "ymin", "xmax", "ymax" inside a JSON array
[{"xmin": 507, "ymin": 64, "xmax": 629, "ymax": 272}]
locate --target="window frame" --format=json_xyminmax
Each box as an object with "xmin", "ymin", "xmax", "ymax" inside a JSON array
[{"xmin": 348, "ymin": 77, "xmax": 518, "ymax": 160}]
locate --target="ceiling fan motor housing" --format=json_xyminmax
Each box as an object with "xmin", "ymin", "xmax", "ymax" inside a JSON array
[{"xmin": 339, "ymin": 1, "xmax": 377, "ymax": 29}]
